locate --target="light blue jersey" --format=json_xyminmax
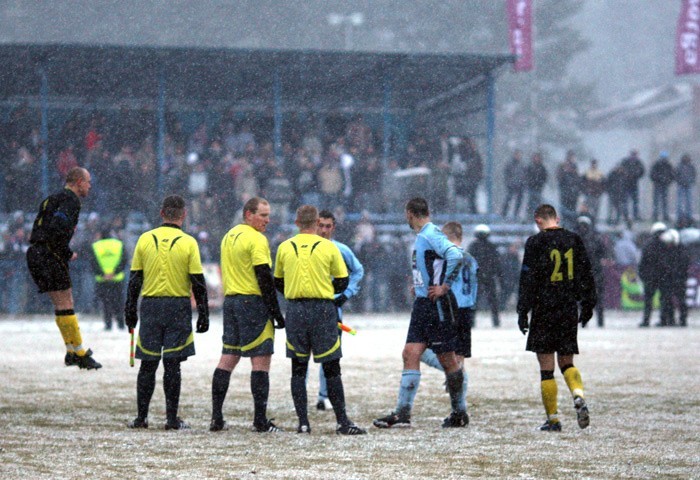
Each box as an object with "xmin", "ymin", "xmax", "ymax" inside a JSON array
[
  {"xmin": 411, "ymin": 222, "xmax": 463, "ymax": 298},
  {"xmin": 333, "ymin": 239, "xmax": 364, "ymax": 300},
  {"xmin": 451, "ymin": 249, "xmax": 478, "ymax": 308}
]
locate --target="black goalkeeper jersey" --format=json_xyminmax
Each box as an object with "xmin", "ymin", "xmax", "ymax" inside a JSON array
[
  {"xmin": 517, "ymin": 226, "xmax": 596, "ymax": 317},
  {"xmin": 29, "ymin": 187, "xmax": 81, "ymax": 262}
]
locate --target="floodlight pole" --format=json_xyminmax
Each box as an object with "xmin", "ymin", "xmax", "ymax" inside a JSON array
[
  {"xmin": 328, "ymin": 13, "xmax": 364, "ymax": 50},
  {"xmin": 39, "ymin": 67, "xmax": 49, "ymax": 198}
]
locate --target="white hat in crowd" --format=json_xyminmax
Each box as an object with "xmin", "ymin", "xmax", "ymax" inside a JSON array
[
  {"xmin": 474, "ymin": 224, "xmax": 491, "ymax": 235},
  {"xmin": 660, "ymin": 228, "xmax": 680, "ymax": 245},
  {"xmin": 651, "ymin": 222, "xmax": 667, "ymax": 233}
]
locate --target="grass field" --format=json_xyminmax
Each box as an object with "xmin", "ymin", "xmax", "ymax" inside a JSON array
[{"xmin": 1, "ymin": 311, "xmax": 698, "ymax": 479}]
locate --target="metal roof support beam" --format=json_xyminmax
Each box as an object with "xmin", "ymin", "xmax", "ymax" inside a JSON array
[
  {"xmin": 273, "ymin": 68, "xmax": 283, "ymax": 163},
  {"xmin": 486, "ymin": 71, "xmax": 496, "ymax": 215},
  {"xmin": 157, "ymin": 64, "xmax": 166, "ymax": 199},
  {"xmin": 415, "ymin": 75, "xmax": 486, "ymax": 114},
  {"xmin": 382, "ymin": 75, "xmax": 392, "ymax": 170},
  {"xmin": 39, "ymin": 66, "xmax": 49, "ymax": 198}
]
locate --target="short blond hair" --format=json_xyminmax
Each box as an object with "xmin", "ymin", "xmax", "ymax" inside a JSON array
[
  {"xmin": 442, "ymin": 221, "xmax": 463, "ymax": 242},
  {"xmin": 296, "ymin": 205, "xmax": 319, "ymax": 229}
]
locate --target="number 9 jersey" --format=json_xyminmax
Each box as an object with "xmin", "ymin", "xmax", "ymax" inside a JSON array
[{"xmin": 517, "ymin": 227, "xmax": 596, "ymax": 318}]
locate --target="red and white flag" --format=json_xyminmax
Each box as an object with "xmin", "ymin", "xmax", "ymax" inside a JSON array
[
  {"xmin": 676, "ymin": 0, "xmax": 700, "ymax": 75},
  {"xmin": 507, "ymin": 0, "xmax": 533, "ymax": 72}
]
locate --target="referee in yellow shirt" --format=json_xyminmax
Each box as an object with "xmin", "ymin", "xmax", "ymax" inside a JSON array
[
  {"xmin": 274, "ymin": 205, "xmax": 366, "ymax": 435},
  {"xmin": 125, "ymin": 195, "xmax": 209, "ymax": 430},
  {"xmin": 210, "ymin": 197, "xmax": 285, "ymax": 433}
]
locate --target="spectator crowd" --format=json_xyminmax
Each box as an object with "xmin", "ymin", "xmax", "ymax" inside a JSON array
[{"xmin": 1, "ymin": 103, "xmax": 699, "ymax": 320}]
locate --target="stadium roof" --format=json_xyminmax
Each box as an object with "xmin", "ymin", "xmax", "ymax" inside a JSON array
[{"xmin": 0, "ymin": 43, "xmax": 513, "ymax": 114}]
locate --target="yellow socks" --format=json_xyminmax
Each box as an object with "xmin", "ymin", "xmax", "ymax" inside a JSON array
[
  {"xmin": 562, "ymin": 365, "xmax": 585, "ymax": 399},
  {"xmin": 540, "ymin": 378, "xmax": 559, "ymax": 422},
  {"xmin": 55, "ymin": 310, "xmax": 86, "ymax": 356},
  {"xmin": 55, "ymin": 315, "xmax": 73, "ymax": 351}
]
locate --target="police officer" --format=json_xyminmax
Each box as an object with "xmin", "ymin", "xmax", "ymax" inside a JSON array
[
  {"xmin": 125, "ymin": 195, "xmax": 209, "ymax": 430},
  {"xmin": 468, "ymin": 224, "xmax": 502, "ymax": 327},
  {"xmin": 658, "ymin": 229, "xmax": 689, "ymax": 327},
  {"xmin": 91, "ymin": 227, "xmax": 127, "ymax": 330},
  {"xmin": 575, "ymin": 216, "xmax": 607, "ymax": 327},
  {"xmin": 638, "ymin": 222, "xmax": 667, "ymax": 327}
]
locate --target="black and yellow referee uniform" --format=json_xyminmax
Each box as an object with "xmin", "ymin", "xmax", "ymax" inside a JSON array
[
  {"xmin": 125, "ymin": 210, "xmax": 209, "ymax": 430},
  {"xmin": 210, "ymin": 221, "xmax": 285, "ymax": 432},
  {"xmin": 220, "ymin": 223, "xmax": 281, "ymax": 356},
  {"xmin": 274, "ymin": 230, "xmax": 366, "ymax": 434}
]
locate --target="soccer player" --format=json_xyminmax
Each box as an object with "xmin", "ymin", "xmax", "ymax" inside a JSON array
[
  {"xmin": 373, "ymin": 197, "xmax": 467, "ymax": 429},
  {"xmin": 210, "ymin": 197, "xmax": 285, "ymax": 433},
  {"xmin": 517, "ymin": 204, "xmax": 596, "ymax": 432},
  {"xmin": 26, "ymin": 166, "xmax": 102, "ymax": 370},
  {"xmin": 315, "ymin": 209, "xmax": 364, "ymax": 411},
  {"xmin": 419, "ymin": 221, "xmax": 478, "ymax": 419},
  {"xmin": 274, "ymin": 205, "xmax": 366, "ymax": 435},
  {"xmin": 125, "ymin": 195, "xmax": 209, "ymax": 430}
]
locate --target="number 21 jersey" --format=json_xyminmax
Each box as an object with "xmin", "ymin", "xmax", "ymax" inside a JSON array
[{"xmin": 517, "ymin": 227, "xmax": 596, "ymax": 315}]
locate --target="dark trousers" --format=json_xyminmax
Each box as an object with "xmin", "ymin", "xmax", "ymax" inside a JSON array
[
  {"xmin": 477, "ymin": 278, "xmax": 500, "ymax": 327},
  {"xmin": 652, "ymin": 185, "xmax": 670, "ymax": 221},
  {"xmin": 96, "ymin": 282, "xmax": 125, "ymax": 330},
  {"xmin": 660, "ymin": 283, "xmax": 688, "ymax": 326},
  {"xmin": 594, "ymin": 273, "xmax": 605, "ymax": 327},
  {"xmin": 642, "ymin": 280, "xmax": 660, "ymax": 326},
  {"xmin": 502, "ymin": 188, "xmax": 524, "ymax": 219},
  {"xmin": 626, "ymin": 185, "xmax": 641, "ymax": 219}
]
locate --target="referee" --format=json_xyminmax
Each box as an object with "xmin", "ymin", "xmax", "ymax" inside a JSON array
[
  {"xmin": 274, "ymin": 205, "xmax": 366, "ymax": 435},
  {"xmin": 210, "ymin": 197, "xmax": 285, "ymax": 433},
  {"xmin": 125, "ymin": 195, "xmax": 209, "ymax": 430},
  {"xmin": 26, "ymin": 166, "xmax": 101, "ymax": 370},
  {"xmin": 517, "ymin": 204, "xmax": 596, "ymax": 432}
]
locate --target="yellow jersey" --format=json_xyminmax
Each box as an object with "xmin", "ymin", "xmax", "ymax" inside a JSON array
[
  {"xmin": 274, "ymin": 233, "xmax": 348, "ymax": 300},
  {"xmin": 130, "ymin": 224, "xmax": 203, "ymax": 297},
  {"xmin": 220, "ymin": 223, "xmax": 272, "ymax": 296}
]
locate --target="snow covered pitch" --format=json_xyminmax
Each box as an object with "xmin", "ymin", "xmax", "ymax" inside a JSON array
[{"xmin": 0, "ymin": 311, "xmax": 698, "ymax": 479}]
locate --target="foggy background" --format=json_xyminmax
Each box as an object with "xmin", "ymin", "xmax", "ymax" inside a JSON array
[{"xmin": 0, "ymin": 1, "xmax": 684, "ymax": 165}]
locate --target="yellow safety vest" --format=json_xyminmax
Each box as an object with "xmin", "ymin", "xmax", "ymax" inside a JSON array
[{"xmin": 92, "ymin": 238, "xmax": 125, "ymax": 283}]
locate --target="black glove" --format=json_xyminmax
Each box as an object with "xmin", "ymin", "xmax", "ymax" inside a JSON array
[
  {"xmin": 272, "ymin": 312, "xmax": 285, "ymax": 329},
  {"xmin": 334, "ymin": 294, "xmax": 348, "ymax": 308},
  {"xmin": 518, "ymin": 313, "xmax": 529, "ymax": 335},
  {"xmin": 579, "ymin": 307, "xmax": 593, "ymax": 328},
  {"xmin": 196, "ymin": 311, "xmax": 209, "ymax": 333},
  {"xmin": 125, "ymin": 310, "xmax": 138, "ymax": 330}
]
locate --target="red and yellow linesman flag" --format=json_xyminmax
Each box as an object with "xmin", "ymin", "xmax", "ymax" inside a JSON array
[{"xmin": 507, "ymin": 0, "xmax": 533, "ymax": 72}]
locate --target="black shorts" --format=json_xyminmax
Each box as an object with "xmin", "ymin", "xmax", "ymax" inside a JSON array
[
  {"xmin": 222, "ymin": 295, "xmax": 275, "ymax": 357},
  {"xmin": 285, "ymin": 299, "xmax": 341, "ymax": 363},
  {"xmin": 136, "ymin": 297, "xmax": 195, "ymax": 361},
  {"xmin": 526, "ymin": 302, "xmax": 579, "ymax": 355},
  {"xmin": 454, "ymin": 308, "xmax": 473, "ymax": 358},
  {"xmin": 26, "ymin": 244, "xmax": 71, "ymax": 293},
  {"xmin": 406, "ymin": 297, "xmax": 457, "ymax": 354}
]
